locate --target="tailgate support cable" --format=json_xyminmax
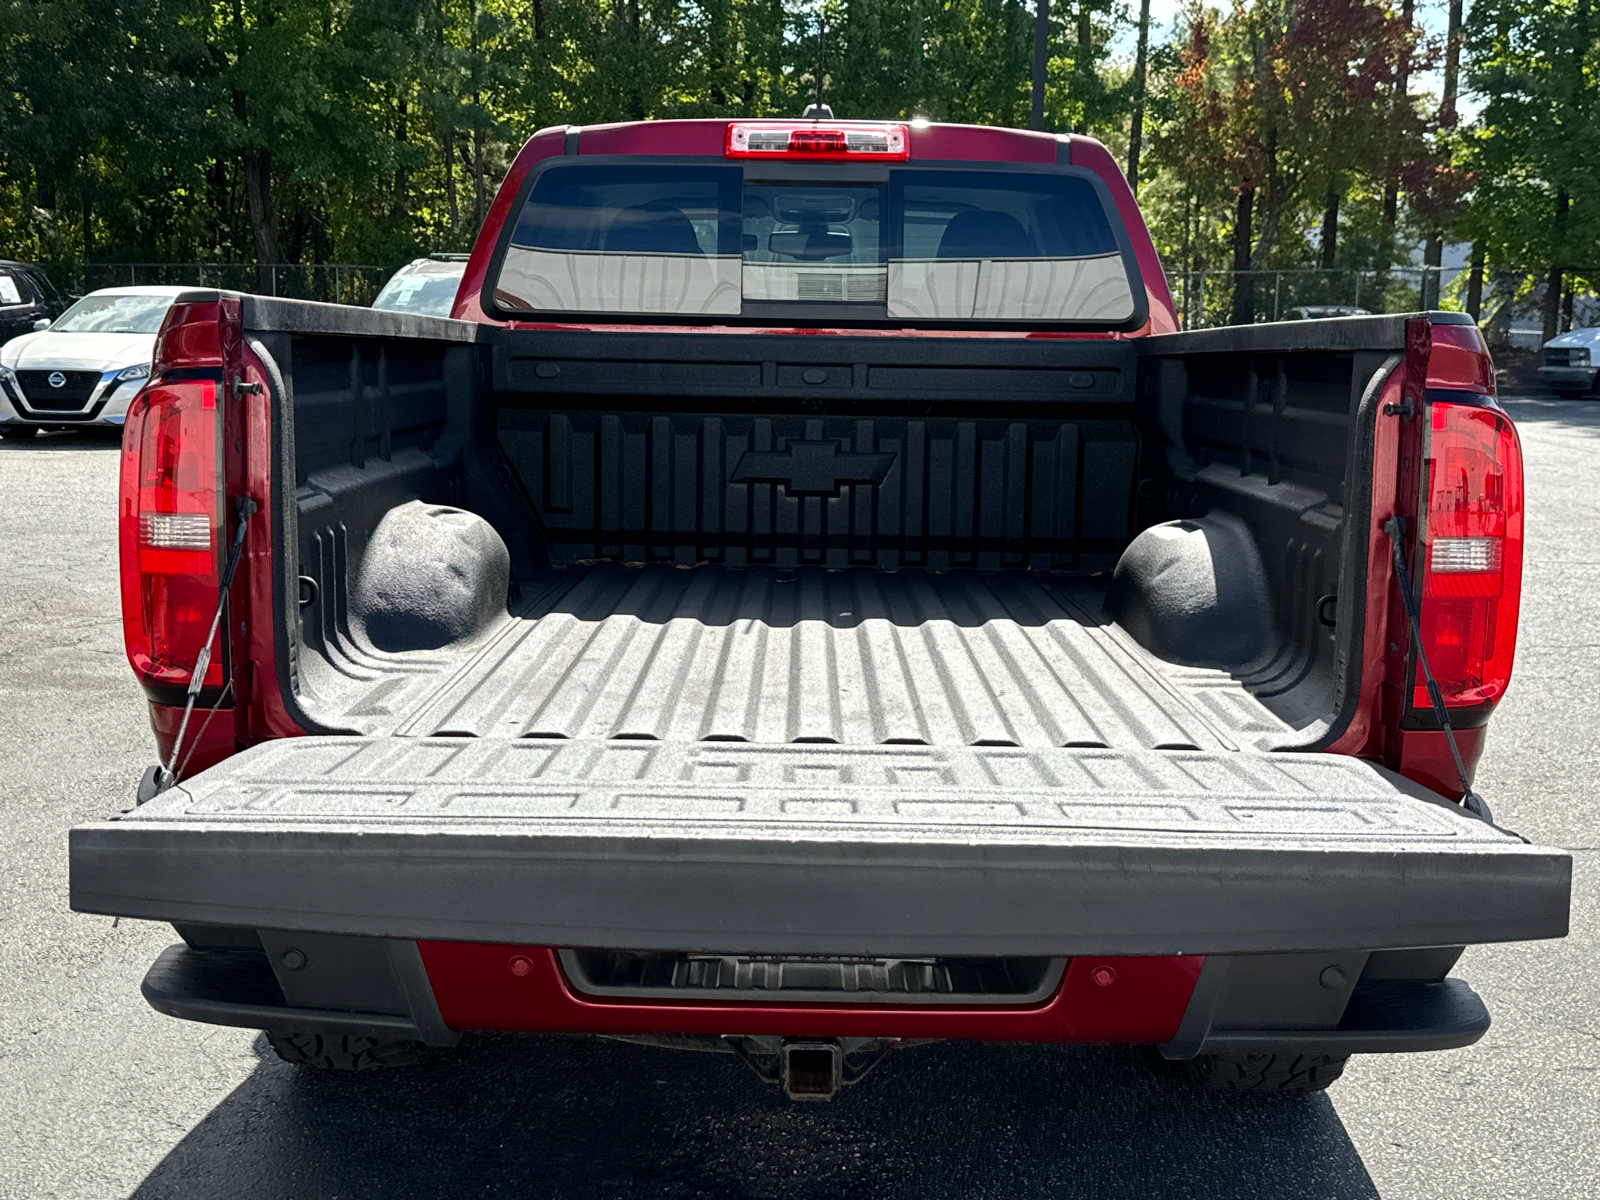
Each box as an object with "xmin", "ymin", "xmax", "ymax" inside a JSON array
[
  {"xmin": 143, "ymin": 495, "xmax": 258, "ymax": 800},
  {"xmin": 1383, "ymin": 515, "xmax": 1492, "ymax": 823}
]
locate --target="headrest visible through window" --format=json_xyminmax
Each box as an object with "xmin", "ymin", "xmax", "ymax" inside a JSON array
[
  {"xmin": 936, "ymin": 211, "xmax": 1034, "ymax": 259},
  {"xmin": 603, "ymin": 204, "xmax": 706, "ymax": 256}
]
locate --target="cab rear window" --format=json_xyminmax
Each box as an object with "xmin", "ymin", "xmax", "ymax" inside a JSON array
[{"xmin": 490, "ymin": 163, "xmax": 1139, "ymax": 327}]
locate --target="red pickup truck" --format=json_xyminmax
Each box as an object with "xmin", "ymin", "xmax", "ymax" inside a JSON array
[{"xmin": 71, "ymin": 117, "xmax": 1569, "ymax": 1099}]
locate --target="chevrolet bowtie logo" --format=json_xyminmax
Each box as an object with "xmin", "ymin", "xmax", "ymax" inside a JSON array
[{"xmin": 731, "ymin": 440, "xmax": 896, "ymax": 497}]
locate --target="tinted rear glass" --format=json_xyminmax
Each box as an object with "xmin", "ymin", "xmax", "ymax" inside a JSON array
[
  {"xmin": 492, "ymin": 164, "xmax": 1136, "ymax": 325},
  {"xmin": 497, "ymin": 166, "xmax": 742, "ymax": 315},
  {"xmin": 27, "ymin": 269, "xmax": 60, "ymax": 303}
]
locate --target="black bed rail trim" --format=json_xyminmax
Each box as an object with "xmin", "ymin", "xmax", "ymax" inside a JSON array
[
  {"xmin": 1141, "ymin": 310, "xmax": 1472, "ymax": 357},
  {"xmin": 151, "ymin": 290, "xmax": 485, "ymax": 342}
]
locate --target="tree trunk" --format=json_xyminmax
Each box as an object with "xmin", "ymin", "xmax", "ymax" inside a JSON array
[
  {"xmin": 394, "ymin": 93, "xmax": 409, "ymax": 224},
  {"xmin": 1375, "ymin": 176, "xmax": 1399, "ymax": 295},
  {"xmin": 243, "ymin": 150, "xmax": 281, "ymax": 294},
  {"xmin": 1377, "ymin": 0, "xmax": 1415, "ymax": 294},
  {"xmin": 1073, "ymin": 4, "xmax": 1091, "ymax": 135},
  {"xmin": 1465, "ymin": 241, "xmax": 1484, "ymax": 320},
  {"xmin": 1248, "ymin": 127, "xmax": 1281, "ymax": 272},
  {"xmin": 34, "ymin": 164, "xmax": 56, "ymax": 211},
  {"xmin": 1031, "ymin": 0, "xmax": 1049, "ymax": 131},
  {"xmin": 1126, "ymin": 0, "xmax": 1151, "ymax": 191},
  {"xmin": 472, "ymin": 126, "xmax": 485, "ymax": 231},
  {"xmin": 1441, "ymin": 0, "xmax": 1463, "ymax": 127},
  {"xmin": 1562, "ymin": 285, "xmax": 1575, "ymax": 334},
  {"xmin": 532, "ymin": 0, "xmax": 545, "ymax": 39},
  {"xmin": 1424, "ymin": 0, "xmax": 1464, "ymax": 311},
  {"xmin": 626, "ymin": 0, "xmax": 646, "ymax": 119},
  {"xmin": 444, "ymin": 127, "xmax": 459, "ymax": 239},
  {"xmin": 1319, "ymin": 187, "xmax": 1339, "ymax": 270},
  {"xmin": 1422, "ymin": 232, "xmax": 1442, "ymax": 309},
  {"xmin": 1231, "ymin": 187, "xmax": 1254, "ymax": 326},
  {"xmin": 1542, "ymin": 264, "xmax": 1564, "ymax": 345},
  {"xmin": 1541, "ymin": 190, "xmax": 1569, "ymax": 344},
  {"xmin": 1482, "ymin": 272, "xmax": 1514, "ymax": 347},
  {"xmin": 29, "ymin": 93, "xmax": 56, "ymax": 209}
]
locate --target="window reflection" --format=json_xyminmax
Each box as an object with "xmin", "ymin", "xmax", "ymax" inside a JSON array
[{"xmin": 492, "ymin": 163, "xmax": 1136, "ymax": 323}]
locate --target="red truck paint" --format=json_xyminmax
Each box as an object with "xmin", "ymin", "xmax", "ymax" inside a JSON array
[
  {"xmin": 454, "ymin": 126, "xmax": 569, "ymax": 328},
  {"xmin": 1064, "ymin": 136, "xmax": 1178, "ymax": 335},
  {"xmin": 451, "ymin": 121, "xmax": 1179, "ymax": 339},
  {"xmin": 1427, "ymin": 322, "xmax": 1497, "ymax": 395},
  {"xmin": 418, "ymin": 944, "xmax": 1203, "ymax": 1043}
]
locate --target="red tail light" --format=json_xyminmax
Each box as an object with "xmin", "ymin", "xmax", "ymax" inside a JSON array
[
  {"xmin": 726, "ymin": 122, "xmax": 909, "ymax": 160},
  {"xmin": 1413, "ymin": 397, "xmax": 1524, "ymax": 710},
  {"xmin": 120, "ymin": 372, "xmax": 225, "ymax": 692}
]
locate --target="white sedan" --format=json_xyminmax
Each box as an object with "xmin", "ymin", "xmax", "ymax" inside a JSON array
[{"xmin": 0, "ymin": 285, "xmax": 188, "ymax": 438}]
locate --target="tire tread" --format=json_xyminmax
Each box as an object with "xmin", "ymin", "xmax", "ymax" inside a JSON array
[
  {"xmin": 265, "ymin": 1030, "xmax": 426, "ymax": 1071},
  {"xmin": 1190, "ymin": 1050, "xmax": 1349, "ymax": 1094}
]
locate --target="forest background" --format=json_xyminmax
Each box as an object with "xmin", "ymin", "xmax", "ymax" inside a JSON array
[{"xmin": 1, "ymin": 0, "xmax": 1594, "ymax": 335}]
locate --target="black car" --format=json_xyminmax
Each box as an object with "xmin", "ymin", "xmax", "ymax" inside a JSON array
[{"xmin": 0, "ymin": 261, "xmax": 68, "ymax": 345}]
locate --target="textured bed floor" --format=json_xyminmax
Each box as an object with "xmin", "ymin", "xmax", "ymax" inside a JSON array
[
  {"xmin": 298, "ymin": 563, "xmax": 1293, "ymax": 752},
  {"xmin": 302, "ymin": 563, "xmax": 1299, "ymax": 752}
]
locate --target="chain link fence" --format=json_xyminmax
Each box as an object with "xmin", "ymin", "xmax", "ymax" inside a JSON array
[
  {"xmin": 47, "ymin": 263, "xmax": 395, "ymax": 306},
  {"xmin": 37, "ymin": 261, "xmax": 1600, "ymax": 338},
  {"xmin": 1170, "ymin": 266, "xmax": 1470, "ymax": 329},
  {"xmin": 1171, "ymin": 265, "xmax": 1600, "ymax": 339}
]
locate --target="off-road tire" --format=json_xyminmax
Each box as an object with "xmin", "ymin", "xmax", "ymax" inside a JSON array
[
  {"xmin": 0, "ymin": 426, "xmax": 38, "ymax": 440},
  {"xmin": 265, "ymin": 1030, "xmax": 428, "ymax": 1071},
  {"xmin": 1190, "ymin": 1051, "xmax": 1349, "ymax": 1095}
]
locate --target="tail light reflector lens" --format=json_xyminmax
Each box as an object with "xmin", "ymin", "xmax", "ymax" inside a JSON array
[
  {"xmin": 1414, "ymin": 398, "xmax": 1524, "ymax": 709},
  {"xmin": 119, "ymin": 378, "xmax": 225, "ymax": 690},
  {"xmin": 726, "ymin": 122, "xmax": 909, "ymax": 160}
]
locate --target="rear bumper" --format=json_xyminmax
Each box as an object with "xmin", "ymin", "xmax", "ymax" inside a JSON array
[
  {"xmin": 71, "ymin": 738, "xmax": 1570, "ymax": 957},
  {"xmin": 142, "ymin": 939, "xmax": 1491, "ymax": 1056},
  {"xmin": 1191, "ymin": 980, "xmax": 1489, "ymax": 1056}
]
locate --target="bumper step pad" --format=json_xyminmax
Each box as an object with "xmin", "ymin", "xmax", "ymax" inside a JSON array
[{"xmin": 71, "ymin": 737, "xmax": 1570, "ymax": 957}]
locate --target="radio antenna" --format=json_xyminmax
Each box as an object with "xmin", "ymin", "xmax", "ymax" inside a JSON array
[{"xmin": 802, "ymin": 8, "xmax": 833, "ymax": 118}]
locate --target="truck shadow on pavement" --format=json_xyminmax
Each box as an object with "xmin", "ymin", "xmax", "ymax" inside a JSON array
[
  {"xmin": 1499, "ymin": 395, "xmax": 1600, "ymax": 433},
  {"xmin": 130, "ymin": 1033, "xmax": 1379, "ymax": 1200}
]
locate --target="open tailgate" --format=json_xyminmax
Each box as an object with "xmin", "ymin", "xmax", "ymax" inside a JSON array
[{"xmin": 70, "ymin": 737, "xmax": 1570, "ymax": 956}]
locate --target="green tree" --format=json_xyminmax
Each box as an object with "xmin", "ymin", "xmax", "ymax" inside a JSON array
[
  {"xmin": 1147, "ymin": 0, "xmax": 1423, "ymax": 323},
  {"xmin": 1457, "ymin": 0, "xmax": 1600, "ymax": 340}
]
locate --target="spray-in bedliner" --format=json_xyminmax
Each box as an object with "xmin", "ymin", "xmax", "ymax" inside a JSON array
[{"xmin": 299, "ymin": 563, "xmax": 1296, "ymax": 751}]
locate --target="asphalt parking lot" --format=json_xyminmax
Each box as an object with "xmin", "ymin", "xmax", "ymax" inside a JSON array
[{"xmin": 1, "ymin": 397, "xmax": 1595, "ymax": 1200}]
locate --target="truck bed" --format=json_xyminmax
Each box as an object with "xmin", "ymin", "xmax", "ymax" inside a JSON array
[{"xmin": 301, "ymin": 563, "xmax": 1293, "ymax": 753}]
